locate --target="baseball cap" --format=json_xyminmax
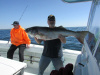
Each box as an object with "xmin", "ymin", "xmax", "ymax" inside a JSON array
[
  {"xmin": 48, "ymin": 15, "xmax": 55, "ymax": 21},
  {"xmin": 12, "ymin": 21, "xmax": 19, "ymax": 25}
]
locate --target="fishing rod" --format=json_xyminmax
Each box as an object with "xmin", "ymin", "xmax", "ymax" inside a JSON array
[{"xmin": 19, "ymin": 5, "xmax": 28, "ymax": 22}]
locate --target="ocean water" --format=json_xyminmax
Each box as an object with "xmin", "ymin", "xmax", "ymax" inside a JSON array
[{"xmin": 0, "ymin": 27, "xmax": 87, "ymax": 51}]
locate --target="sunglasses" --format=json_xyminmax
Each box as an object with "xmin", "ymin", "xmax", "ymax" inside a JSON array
[{"xmin": 13, "ymin": 24, "xmax": 18, "ymax": 26}]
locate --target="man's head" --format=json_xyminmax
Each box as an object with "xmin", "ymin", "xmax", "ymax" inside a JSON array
[
  {"xmin": 47, "ymin": 15, "xmax": 55, "ymax": 28},
  {"xmin": 12, "ymin": 21, "xmax": 19, "ymax": 29}
]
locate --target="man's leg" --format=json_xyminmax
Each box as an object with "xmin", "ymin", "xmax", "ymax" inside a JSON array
[
  {"xmin": 19, "ymin": 44, "xmax": 26, "ymax": 62},
  {"xmin": 38, "ymin": 55, "xmax": 51, "ymax": 75},
  {"xmin": 52, "ymin": 56, "xmax": 64, "ymax": 70},
  {"xmin": 7, "ymin": 44, "xmax": 17, "ymax": 59}
]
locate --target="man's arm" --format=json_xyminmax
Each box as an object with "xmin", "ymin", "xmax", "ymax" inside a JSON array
[
  {"xmin": 23, "ymin": 30, "xmax": 31, "ymax": 48},
  {"xmin": 58, "ymin": 34, "xmax": 66, "ymax": 44}
]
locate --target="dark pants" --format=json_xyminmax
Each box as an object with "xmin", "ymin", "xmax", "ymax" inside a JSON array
[{"xmin": 7, "ymin": 44, "xmax": 26, "ymax": 62}]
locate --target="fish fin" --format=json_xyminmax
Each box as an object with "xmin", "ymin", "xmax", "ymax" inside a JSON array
[
  {"xmin": 76, "ymin": 31, "xmax": 88, "ymax": 44},
  {"xmin": 30, "ymin": 34, "xmax": 34, "ymax": 38},
  {"xmin": 58, "ymin": 25, "xmax": 68, "ymax": 30},
  {"xmin": 59, "ymin": 25, "xmax": 64, "ymax": 28}
]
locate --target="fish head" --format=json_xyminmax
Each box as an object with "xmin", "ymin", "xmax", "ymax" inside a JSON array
[{"xmin": 25, "ymin": 27, "xmax": 38, "ymax": 37}]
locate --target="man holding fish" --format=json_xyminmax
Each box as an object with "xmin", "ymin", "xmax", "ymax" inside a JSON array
[
  {"xmin": 25, "ymin": 14, "xmax": 88, "ymax": 75},
  {"xmin": 34, "ymin": 15, "xmax": 66, "ymax": 75}
]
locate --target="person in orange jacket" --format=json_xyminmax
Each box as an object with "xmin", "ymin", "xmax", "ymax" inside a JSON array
[{"xmin": 7, "ymin": 21, "xmax": 31, "ymax": 62}]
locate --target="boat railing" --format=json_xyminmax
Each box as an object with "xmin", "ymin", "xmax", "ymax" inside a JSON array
[{"xmin": 0, "ymin": 40, "xmax": 81, "ymax": 74}]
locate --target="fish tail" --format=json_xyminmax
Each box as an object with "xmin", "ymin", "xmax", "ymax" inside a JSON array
[{"xmin": 76, "ymin": 31, "xmax": 88, "ymax": 44}]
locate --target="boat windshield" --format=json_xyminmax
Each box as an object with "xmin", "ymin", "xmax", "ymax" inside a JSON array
[{"xmin": 85, "ymin": 0, "xmax": 100, "ymax": 70}]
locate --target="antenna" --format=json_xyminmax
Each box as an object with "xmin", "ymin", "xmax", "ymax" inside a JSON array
[{"xmin": 19, "ymin": 5, "xmax": 28, "ymax": 22}]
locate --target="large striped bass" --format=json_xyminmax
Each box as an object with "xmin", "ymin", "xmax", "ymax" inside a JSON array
[{"xmin": 25, "ymin": 26, "xmax": 88, "ymax": 44}]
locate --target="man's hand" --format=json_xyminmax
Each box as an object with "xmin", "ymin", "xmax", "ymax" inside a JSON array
[
  {"xmin": 34, "ymin": 32, "xmax": 46, "ymax": 41},
  {"xmin": 58, "ymin": 34, "xmax": 66, "ymax": 43},
  {"xmin": 26, "ymin": 44, "xmax": 30, "ymax": 48}
]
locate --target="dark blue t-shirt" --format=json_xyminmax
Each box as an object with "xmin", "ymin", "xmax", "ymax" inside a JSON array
[{"xmin": 42, "ymin": 39, "xmax": 63, "ymax": 58}]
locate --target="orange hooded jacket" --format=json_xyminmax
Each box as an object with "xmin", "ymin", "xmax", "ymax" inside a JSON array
[{"xmin": 10, "ymin": 25, "xmax": 31, "ymax": 46}]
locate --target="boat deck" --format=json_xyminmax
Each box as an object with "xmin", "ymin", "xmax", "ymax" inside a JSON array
[{"xmin": 0, "ymin": 40, "xmax": 81, "ymax": 75}]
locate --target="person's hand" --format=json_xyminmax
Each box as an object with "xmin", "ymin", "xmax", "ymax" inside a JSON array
[
  {"xmin": 34, "ymin": 33, "xmax": 46, "ymax": 41},
  {"xmin": 58, "ymin": 34, "xmax": 66, "ymax": 43},
  {"xmin": 26, "ymin": 44, "xmax": 30, "ymax": 48},
  {"xmin": 58, "ymin": 34, "xmax": 65, "ymax": 40}
]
